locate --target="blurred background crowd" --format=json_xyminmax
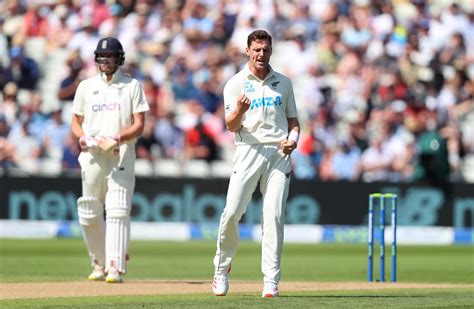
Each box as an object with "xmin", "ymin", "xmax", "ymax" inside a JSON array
[{"xmin": 0, "ymin": 0, "xmax": 473, "ymax": 183}]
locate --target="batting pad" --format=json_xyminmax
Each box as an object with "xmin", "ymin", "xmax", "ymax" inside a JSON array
[
  {"xmin": 77, "ymin": 197, "xmax": 106, "ymax": 267},
  {"xmin": 105, "ymin": 188, "xmax": 131, "ymax": 274}
]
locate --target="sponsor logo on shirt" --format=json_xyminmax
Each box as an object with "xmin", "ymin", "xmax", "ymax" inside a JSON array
[
  {"xmin": 271, "ymin": 81, "xmax": 280, "ymax": 89},
  {"xmin": 92, "ymin": 102, "xmax": 121, "ymax": 111},
  {"xmin": 250, "ymin": 96, "xmax": 282, "ymax": 110}
]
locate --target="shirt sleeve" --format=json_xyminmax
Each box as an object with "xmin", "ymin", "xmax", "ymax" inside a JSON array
[
  {"xmin": 223, "ymin": 75, "xmax": 242, "ymax": 118},
  {"xmin": 285, "ymin": 78, "xmax": 298, "ymax": 118},
  {"xmin": 72, "ymin": 80, "xmax": 85, "ymax": 116},
  {"xmin": 131, "ymin": 79, "xmax": 150, "ymax": 114}
]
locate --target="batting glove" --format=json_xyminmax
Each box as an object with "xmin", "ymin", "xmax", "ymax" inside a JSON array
[
  {"xmin": 79, "ymin": 135, "xmax": 100, "ymax": 152},
  {"xmin": 112, "ymin": 134, "xmax": 121, "ymax": 156}
]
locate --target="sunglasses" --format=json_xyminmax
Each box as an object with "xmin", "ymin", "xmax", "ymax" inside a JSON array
[{"xmin": 96, "ymin": 57, "xmax": 118, "ymax": 65}]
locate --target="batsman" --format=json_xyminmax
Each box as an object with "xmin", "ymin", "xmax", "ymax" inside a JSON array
[
  {"xmin": 71, "ymin": 37, "xmax": 149, "ymax": 283},
  {"xmin": 212, "ymin": 30, "xmax": 300, "ymax": 297}
]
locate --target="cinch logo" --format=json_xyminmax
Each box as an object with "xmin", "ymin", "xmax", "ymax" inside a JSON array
[
  {"xmin": 250, "ymin": 96, "xmax": 282, "ymax": 109},
  {"xmin": 92, "ymin": 102, "xmax": 121, "ymax": 112}
]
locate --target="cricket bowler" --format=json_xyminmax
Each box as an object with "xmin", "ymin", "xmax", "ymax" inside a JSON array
[{"xmin": 212, "ymin": 30, "xmax": 300, "ymax": 297}]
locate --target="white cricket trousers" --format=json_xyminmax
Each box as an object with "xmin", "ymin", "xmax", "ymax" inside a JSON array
[
  {"xmin": 214, "ymin": 143, "xmax": 291, "ymax": 284},
  {"xmin": 78, "ymin": 143, "xmax": 135, "ymax": 273}
]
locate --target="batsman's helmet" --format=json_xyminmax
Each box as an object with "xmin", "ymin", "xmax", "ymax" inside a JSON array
[{"xmin": 94, "ymin": 37, "xmax": 125, "ymax": 65}]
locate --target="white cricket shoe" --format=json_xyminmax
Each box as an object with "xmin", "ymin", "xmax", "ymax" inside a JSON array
[
  {"xmin": 105, "ymin": 267, "xmax": 123, "ymax": 283},
  {"xmin": 212, "ymin": 273, "xmax": 229, "ymax": 296},
  {"xmin": 262, "ymin": 282, "xmax": 279, "ymax": 298},
  {"xmin": 88, "ymin": 264, "xmax": 105, "ymax": 281}
]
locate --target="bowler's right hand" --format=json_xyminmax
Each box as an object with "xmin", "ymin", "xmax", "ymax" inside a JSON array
[{"xmin": 236, "ymin": 94, "xmax": 251, "ymax": 114}]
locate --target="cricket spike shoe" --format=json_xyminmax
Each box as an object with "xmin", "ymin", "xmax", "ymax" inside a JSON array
[
  {"xmin": 262, "ymin": 282, "xmax": 279, "ymax": 298},
  {"xmin": 212, "ymin": 273, "xmax": 229, "ymax": 296},
  {"xmin": 88, "ymin": 264, "xmax": 105, "ymax": 281},
  {"xmin": 105, "ymin": 266, "xmax": 123, "ymax": 283}
]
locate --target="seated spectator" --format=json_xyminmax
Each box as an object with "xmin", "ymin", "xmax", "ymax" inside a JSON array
[
  {"xmin": 358, "ymin": 130, "xmax": 390, "ymax": 182},
  {"xmin": 7, "ymin": 118, "xmax": 41, "ymax": 174},
  {"xmin": 46, "ymin": 4, "xmax": 74, "ymax": 51},
  {"xmin": 291, "ymin": 133, "xmax": 323, "ymax": 180},
  {"xmin": 136, "ymin": 115, "xmax": 158, "ymax": 161},
  {"xmin": 154, "ymin": 111, "xmax": 184, "ymax": 159},
  {"xmin": 183, "ymin": 120, "xmax": 219, "ymax": 162},
  {"xmin": 42, "ymin": 106, "xmax": 70, "ymax": 160},
  {"xmin": 170, "ymin": 61, "xmax": 199, "ymax": 102},
  {"xmin": 0, "ymin": 114, "xmax": 15, "ymax": 171},
  {"xmin": 194, "ymin": 72, "xmax": 222, "ymax": 114},
  {"xmin": 331, "ymin": 136, "xmax": 362, "ymax": 181},
  {"xmin": 412, "ymin": 109, "xmax": 450, "ymax": 183},
  {"xmin": 0, "ymin": 82, "xmax": 19, "ymax": 125},
  {"xmin": 18, "ymin": 3, "xmax": 49, "ymax": 40},
  {"xmin": 181, "ymin": 1, "xmax": 214, "ymax": 42},
  {"xmin": 58, "ymin": 51, "xmax": 84, "ymax": 102},
  {"xmin": 5, "ymin": 46, "xmax": 40, "ymax": 91},
  {"xmin": 61, "ymin": 131, "xmax": 80, "ymax": 173}
]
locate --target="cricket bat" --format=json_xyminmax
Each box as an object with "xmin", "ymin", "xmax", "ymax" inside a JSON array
[{"xmin": 95, "ymin": 135, "xmax": 118, "ymax": 151}]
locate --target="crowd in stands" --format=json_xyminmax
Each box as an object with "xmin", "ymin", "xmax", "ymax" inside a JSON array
[{"xmin": 0, "ymin": 0, "xmax": 473, "ymax": 183}]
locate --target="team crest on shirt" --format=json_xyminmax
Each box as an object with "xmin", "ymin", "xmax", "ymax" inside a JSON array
[
  {"xmin": 271, "ymin": 81, "xmax": 280, "ymax": 89},
  {"xmin": 93, "ymin": 90, "xmax": 99, "ymax": 95},
  {"xmin": 244, "ymin": 81, "xmax": 255, "ymax": 93}
]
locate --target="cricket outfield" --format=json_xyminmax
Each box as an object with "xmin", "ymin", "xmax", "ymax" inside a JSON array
[{"xmin": 0, "ymin": 239, "xmax": 473, "ymax": 307}]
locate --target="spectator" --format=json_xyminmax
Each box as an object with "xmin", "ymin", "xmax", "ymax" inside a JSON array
[
  {"xmin": 7, "ymin": 118, "xmax": 41, "ymax": 174},
  {"xmin": 413, "ymin": 108, "xmax": 450, "ymax": 183},
  {"xmin": 0, "ymin": 0, "xmax": 471, "ymax": 183},
  {"xmin": 42, "ymin": 107, "xmax": 70, "ymax": 160},
  {"xmin": 358, "ymin": 129, "xmax": 390, "ymax": 182},
  {"xmin": 181, "ymin": 1, "xmax": 214, "ymax": 42},
  {"xmin": 17, "ymin": 3, "xmax": 50, "ymax": 41},
  {"xmin": 0, "ymin": 114, "xmax": 15, "ymax": 171},
  {"xmin": 136, "ymin": 115, "xmax": 158, "ymax": 161},
  {"xmin": 154, "ymin": 111, "xmax": 184, "ymax": 159},
  {"xmin": 5, "ymin": 46, "xmax": 40, "ymax": 91},
  {"xmin": 182, "ymin": 102, "xmax": 219, "ymax": 162},
  {"xmin": 46, "ymin": 4, "xmax": 74, "ymax": 51},
  {"xmin": 0, "ymin": 82, "xmax": 19, "ymax": 125},
  {"xmin": 331, "ymin": 135, "xmax": 362, "ymax": 181},
  {"xmin": 58, "ymin": 51, "xmax": 85, "ymax": 102},
  {"xmin": 61, "ymin": 131, "xmax": 81, "ymax": 174}
]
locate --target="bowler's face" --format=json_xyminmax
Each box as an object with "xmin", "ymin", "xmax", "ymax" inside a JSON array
[{"xmin": 246, "ymin": 39, "xmax": 272, "ymax": 71}]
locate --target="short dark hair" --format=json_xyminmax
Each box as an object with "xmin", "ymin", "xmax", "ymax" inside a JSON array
[{"xmin": 247, "ymin": 30, "xmax": 272, "ymax": 48}]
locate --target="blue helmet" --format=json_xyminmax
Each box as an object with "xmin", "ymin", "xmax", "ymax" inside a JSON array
[{"xmin": 94, "ymin": 37, "xmax": 125, "ymax": 65}]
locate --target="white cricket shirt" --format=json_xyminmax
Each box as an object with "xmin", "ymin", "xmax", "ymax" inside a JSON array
[
  {"xmin": 223, "ymin": 64, "xmax": 298, "ymax": 145},
  {"xmin": 73, "ymin": 71, "xmax": 149, "ymax": 144}
]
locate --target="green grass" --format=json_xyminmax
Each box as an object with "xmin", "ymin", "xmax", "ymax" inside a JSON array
[
  {"xmin": 2, "ymin": 289, "xmax": 474, "ymax": 308},
  {"xmin": 0, "ymin": 239, "xmax": 473, "ymax": 307}
]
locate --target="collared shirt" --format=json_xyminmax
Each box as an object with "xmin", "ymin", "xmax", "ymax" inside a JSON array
[
  {"xmin": 72, "ymin": 71, "xmax": 149, "ymax": 144},
  {"xmin": 223, "ymin": 63, "xmax": 298, "ymax": 145}
]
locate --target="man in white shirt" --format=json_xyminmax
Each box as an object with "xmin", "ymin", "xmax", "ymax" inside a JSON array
[
  {"xmin": 71, "ymin": 37, "xmax": 149, "ymax": 283},
  {"xmin": 212, "ymin": 30, "xmax": 300, "ymax": 298}
]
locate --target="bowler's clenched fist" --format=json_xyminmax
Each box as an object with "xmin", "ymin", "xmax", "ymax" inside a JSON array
[{"xmin": 236, "ymin": 94, "xmax": 251, "ymax": 114}]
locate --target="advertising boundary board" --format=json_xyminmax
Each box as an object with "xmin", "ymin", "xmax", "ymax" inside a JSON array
[{"xmin": 0, "ymin": 176, "xmax": 473, "ymax": 228}]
